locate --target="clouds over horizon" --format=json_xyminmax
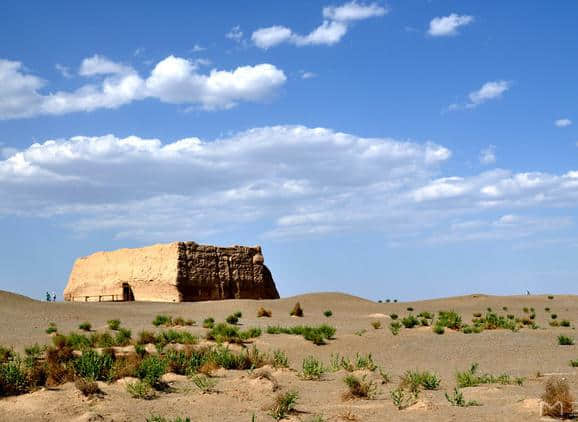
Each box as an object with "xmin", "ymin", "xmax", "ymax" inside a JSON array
[
  {"xmin": 251, "ymin": 1, "xmax": 386, "ymax": 49},
  {"xmin": 0, "ymin": 55, "xmax": 286, "ymax": 119},
  {"xmin": 1, "ymin": 125, "xmax": 576, "ymax": 246}
]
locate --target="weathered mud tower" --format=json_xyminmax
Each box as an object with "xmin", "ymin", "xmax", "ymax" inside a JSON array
[{"xmin": 63, "ymin": 241, "xmax": 279, "ymax": 302}]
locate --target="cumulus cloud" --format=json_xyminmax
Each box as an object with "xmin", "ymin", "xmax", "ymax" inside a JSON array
[
  {"xmin": 449, "ymin": 80, "xmax": 510, "ymax": 111},
  {"xmin": 479, "ymin": 145, "xmax": 496, "ymax": 165},
  {"xmin": 1, "ymin": 125, "xmax": 576, "ymax": 245},
  {"xmin": 555, "ymin": 118, "xmax": 572, "ymax": 127},
  {"xmin": 0, "ymin": 56, "xmax": 286, "ymax": 119},
  {"xmin": 226, "ymin": 25, "xmax": 244, "ymax": 43},
  {"xmin": 428, "ymin": 13, "xmax": 474, "ymax": 37},
  {"xmin": 251, "ymin": 1, "xmax": 386, "ymax": 49}
]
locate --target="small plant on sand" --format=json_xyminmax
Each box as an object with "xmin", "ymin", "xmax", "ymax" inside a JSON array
[
  {"xmin": 152, "ymin": 315, "xmax": 172, "ymax": 327},
  {"xmin": 379, "ymin": 368, "xmax": 391, "ymax": 384},
  {"xmin": 225, "ymin": 314, "xmax": 239, "ymax": 325},
  {"xmin": 570, "ymin": 359, "xmax": 578, "ymax": 368},
  {"xmin": 137, "ymin": 330, "xmax": 156, "ymax": 345},
  {"xmin": 202, "ymin": 317, "xmax": 215, "ymax": 329},
  {"xmin": 545, "ymin": 307, "xmax": 551, "ymax": 312},
  {"xmin": 456, "ymin": 363, "xmax": 523, "ymax": 388},
  {"xmin": 371, "ymin": 321, "xmax": 381, "ymax": 330},
  {"xmin": 548, "ymin": 295, "xmax": 555, "ymax": 300},
  {"xmin": 45, "ymin": 323, "xmax": 58, "ymax": 334},
  {"xmin": 558, "ymin": 335, "xmax": 575, "ymax": 346},
  {"xmin": 400, "ymin": 370, "xmax": 441, "ymax": 392},
  {"xmin": 523, "ymin": 307, "xmax": 529, "ymax": 313},
  {"xmin": 257, "ymin": 307, "xmax": 272, "ymax": 317},
  {"xmin": 126, "ymin": 379, "xmax": 156, "ymax": 399},
  {"xmin": 233, "ymin": 311, "xmax": 242, "ymax": 318},
  {"xmin": 445, "ymin": 387, "xmax": 480, "ymax": 407},
  {"xmin": 190, "ymin": 374, "xmax": 217, "ymax": 393},
  {"xmin": 78, "ymin": 322, "xmax": 91, "ymax": 332},
  {"xmin": 136, "ymin": 355, "xmax": 167, "ymax": 389},
  {"xmin": 73, "ymin": 350, "xmax": 113, "ymax": 381},
  {"xmin": 74, "ymin": 377, "xmax": 101, "ymax": 396},
  {"xmin": 401, "ymin": 315, "xmax": 419, "ymax": 329},
  {"xmin": 301, "ymin": 356, "xmax": 325, "ymax": 380},
  {"xmin": 107, "ymin": 319, "xmax": 121, "ymax": 330},
  {"xmin": 0, "ymin": 346, "xmax": 14, "ymax": 364},
  {"xmin": 436, "ymin": 310, "xmax": 462, "ymax": 330},
  {"xmin": 269, "ymin": 390, "xmax": 299, "ymax": 421},
  {"xmin": 560, "ymin": 320, "xmax": 571, "ymax": 327},
  {"xmin": 390, "ymin": 387, "xmax": 417, "ymax": 410},
  {"xmin": 433, "ymin": 324, "xmax": 445, "ymax": 335},
  {"xmin": 343, "ymin": 374, "xmax": 377, "ymax": 399},
  {"xmin": 406, "ymin": 307, "xmax": 414, "ymax": 312},
  {"xmin": 473, "ymin": 312, "xmax": 482, "ymax": 318},
  {"xmin": 323, "ymin": 310, "xmax": 333, "ymax": 318},
  {"xmin": 541, "ymin": 377, "xmax": 574, "ymax": 418},
  {"xmin": 146, "ymin": 416, "xmax": 191, "ymax": 422},
  {"xmin": 290, "ymin": 302, "xmax": 304, "ymax": 317},
  {"xmin": 551, "ymin": 313, "xmax": 558, "ymax": 320},
  {"xmin": 389, "ymin": 321, "xmax": 401, "ymax": 335},
  {"xmin": 389, "ymin": 313, "xmax": 398, "ymax": 320},
  {"xmin": 272, "ymin": 350, "xmax": 289, "ymax": 368}
]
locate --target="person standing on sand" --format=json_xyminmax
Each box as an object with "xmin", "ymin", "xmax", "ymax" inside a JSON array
[
  {"xmin": 52, "ymin": 291, "xmax": 56, "ymax": 302},
  {"xmin": 46, "ymin": 291, "xmax": 51, "ymax": 302}
]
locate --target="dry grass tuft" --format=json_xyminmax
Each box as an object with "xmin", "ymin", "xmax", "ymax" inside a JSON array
[{"xmin": 541, "ymin": 377, "xmax": 574, "ymax": 418}]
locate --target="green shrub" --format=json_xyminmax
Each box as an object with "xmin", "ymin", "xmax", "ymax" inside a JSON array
[
  {"xmin": 406, "ymin": 307, "xmax": 414, "ymax": 312},
  {"xmin": 78, "ymin": 322, "xmax": 92, "ymax": 332},
  {"xmin": 390, "ymin": 387, "xmax": 417, "ymax": 410},
  {"xmin": 206, "ymin": 323, "xmax": 242, "ymax": 343},
  {"xmin": 323, "ymin": 310, "xmax": 333, "ymax": 318},
  {"xmin": 523, "ymin": 307, "xmax": 529, "ymax": 314},
  {"xmin": 146, "ymin": 416, "xmax": 190, "ymax": 422},
  {"xmin": 73, "ymin": 350, "xmax": 113, "ymax": 381},
  {"xmin": 545, "ymin": 307, "xmax": 551, "ymax": 312},
  {"xmin": 114, "ymin": 328, "xmax": 132, "ymax": 346},
  {"xmin": 445, "ymin": 387, "xmax": 480, "ymax": 407},
  {"xmin": 343, "ymin": 374, "xmax": 377, "ymax": 399},
  {"xmin": 225, "ymin": 314, "xmax": 239, "ymax": 325},
  {"xmin": 266, "ymin": 325, "xmax": 335, "ymax": 345},
  {"xmin": 301, "ymin": 356, "xmax": 325, "ymax": 380},
  {"xmin": 233, "ymin": 311, "xmax": 242, "ymax": 318},
  {"xmin": 127, "ymin": 380, "xmax": 156, "ymax": 399},
  {"xmin": 290, "ymin": 302, "xmax": 304, "ymax": 317},
  {"xmin": 269, "ymin": 391, "xmax": 299, "ymax": 421},
  {"xmin": 272, "ymin": 350, "xmax": 289, "ymax": 368},
  {"xmin": 45, "ymin": 323, "xmax": 58, "ymax": 335},
  {"xmin": 433, "ymin": 324, "xmax": 445, "ymax": 335},
  {"xmin": 560, "ymin": 320, "xmax": 571, "ymax": 327},
  {"xmin": 390, "ymin": 321, "xmax": 401, "ymax": 335},
  {"xmin": 66, "ymin": 333, "xmax": 92, "ymax": 350},
  {"xmin": 107, "ymin": 319, "xmax": 121, "ymax": 330},
  {"xmin": 239, "ymin": 327, "xmax": 262, "ymax": 340},
  {"xmin": 456, "ymin": 363, "xmax": 523, "ymax": 388},
  {"xmin": 417, "ymin": 311, "xmax": 433, "ymax": 319},
  {"xmin": 436, "ymin": 311, "xmax": 462, "ymax": 330},
  {"xmin": 548, "ymin": 295, "xmax": 554, "ymax": 299},
  {"xmin": 137, "ymin": 330, "xmax": 156, "ymax": 345},
  {"xmin": 473, "ymin": 312, "xmax": 482, "ymax": 318},
  {"xmin": 389, "ymin": 313, "xmax": 398, "ymax": 320},
  {"xmin": 371, "ymin": 321, "xmax": 381, "ymax": 330},
  {"xmin": 75, "ymin": 377, "xmax": 101, "ymax": 396},
  {"xmin": 401, "ymin": 315, "xmax": 419, "ymax": 329},
  {"xmin": 0, "ymin": 346, "xmax": 14, "ymax": 364},
  {"xmin": 570, "ymin": 359, "xmax": 578, "ymax": 368},
  {"xmin": 190, "ymin": 374, "xmax": 217, "ymax": 393},
  {"xmin": 400, "ymin": 370, "xmax": 441, "ymax": 392},
  {"xmin": 0, "ymin": 358, "xmax": 30, "ymax": 396},
  {"xmin": 152, "ymin": 315, "xmax": 172, "ymax": 327},
  {"xmin": 558, "ymin": 335, "xmax": 575, "ymax": 346},
  {"xmin": 136, "ymin": 355, "xmax": 167, "ymax": 388},
  {"xmin": 202, "ymin": 317, "xmax": 215, "ymax": 328}
]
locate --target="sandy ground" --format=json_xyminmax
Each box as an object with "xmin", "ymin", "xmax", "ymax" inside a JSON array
[{"xmin": 0, "ymin": 290, "xmax": 577, "ymax": 421}]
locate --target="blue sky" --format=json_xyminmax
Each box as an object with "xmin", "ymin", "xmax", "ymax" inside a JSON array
[{"xmin": 0, "ymin": 1, "xmax": 577, "ymax": 301}]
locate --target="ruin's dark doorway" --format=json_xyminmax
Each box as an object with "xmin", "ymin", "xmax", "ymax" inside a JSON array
[{"xmin": 122, "ymin": 283, "xmax": 134, "ymax": 301}]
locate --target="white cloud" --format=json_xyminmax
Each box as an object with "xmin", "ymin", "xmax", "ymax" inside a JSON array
[
  {"xmin": 323, "ymin": 1, "xmax": 387, "ymax": 22},
  {"xmin": 449, "ymin": 80, "xmax": 511, "ymax": 111},
  {"xmin": 55, "ymin": 64, "xmax": 72, "ymax": 78},
  {"xmin": 0, "ymin": 56, "xmax": 286, "ymax": 119},
  {"xmin": 555, "ymin": 118, "xmax": 572, "ymax": 127},
  {"xmin": 300, "ymin": 71, "xmax": 317, "ymax": 79},
  {"xmin": 1, "ymin": 125, "xmax": 576, "ymax": 245},
  {"xmin": 191, "ymin": 44, "xmax": 206, "ymax": 52},
  {"xmin": 479, "ymin": 145, "xmax": 496, "ymax": 165},
  {"xmin": 428, "ymin": 14, "xmax": 474, "ymax": 37},
  {"xmin": 226, "ymin": 25, "xmax": 244, "ymax": 43},
  {"xmin": 251, "ymin": 1, "xmax": 386, "ymax": 49}
]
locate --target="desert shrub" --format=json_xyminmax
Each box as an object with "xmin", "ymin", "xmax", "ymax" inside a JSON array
[
  {"xmin": 78, "ymin": 322, "xmax": 92, "ymax": 332},
  {"xmin": 389, "ymin": 313, "xmax": 398, "ymax": 320},
  {"xmin": 290, "ymin": 302, "xmax": 304, "ymax": 317},
  {"xmin": 390, "ymin": 321, "xmax": 401, "ymax": 335},
  {"xmin": 436, "ymin": 311, "xmax": 462, "ymax": 330},
  {"xmin": 137, "ymin": 330, "xmax": 156, "ymax": 345},
  {"xmin": 343, "ymin": 374, "xmax": 377, "ymax": 399},
  {"xmin": 473, "ymin": 312, "xmax": 482, "ymax": 318},
  {"xmin": 127, "ymin": 380, "xmax": 156, "ymax": 399},
  {"xmin": 355, "ymin": 353, "xmax": 377, "ymax": 371},
  {"xmin": 558, "ymin": 335, "xmax": 575, "ymax": 346},
  {"xmin": 550, "ymin": 320, "xmax": 560, "ymax": 327},
  {"xmin": 323, "ymin": 310, "xmax": 333, "ymax": 318},
  {"xmin": 407, "ymin": 307, "xmax": 414, "ymax": 312},
  {"xmin": 266, "ymin": 325, "xmax": 335, "ymax": 345},
  {"xmin": 234, "ymin": 311, "xmax": 242, "ymax": 318},
  {"xmin": 190, "ymin": 374, "xmax": 217, "ymax": 393},
  {"xmin": 548, "ymin": 295, "xmax": 555, "ymax": 299},
  {"xmin": 570, "ymin": 359, "xmax": 578, "ymax": 367},
  {"xmin": 400, "ymin": 370, "xmax": 441, "ymax": 392},
  {"xmin": 541, "ymin": 377, "xmax": 574, "ymax": 418},
  {"xmin": 417, "ymin": 311, "xmax": 433, "ymax": 319},
  {"xmin": 272, "ymin": 350, "xmax": 289, "ymax": 368},
  {"xmin": 136, "ymin": 355, "xmax": 167, "ymax": 388},
  {"xmin": 560, "ymin": 320, "xmax": 571, "ymax": 327},
  {"xmin": 114, "ymin": 328, "xmax": 132, "ymax": 346},
  {"xmin": 257, "ymin": 307, "xmax": 272, "ymax": 318},
  {"xmin": 90, "ymin": 332, "xmax": 115, "ymax": 348},
  {"xmin": 445, "ymin": 387, "xmax": 480, "ymax": 407},
  {"xmin": 502, "ymin": 306, "xmax": 508, "ymax": 311},
  {"xmin": 433, "ymin": 324, "xmax": 445, "ymax": 335},
  {"xmin": 45, "ymin": 323, "xmax": 58, "ymax": 334},
  {"xmin": 371, "ymin": 321, "xmax": 381, "ymax": 330},
  {"xmin": 523, "ymin": 307, "xmax": 529, "ymax": 313},
  {"xmin": 0, "ymin": 358, "xmax": 30, "ymax": 396},
  {"xmin": 419, "ymin": 318, "xmax": 430, "ymax": 327},
  {"xmin": 202, "ymin": 317, "xmax": 215, "ymax": 329},
  {"xmin": 206, "ymin": 323, "xmax": 242, "ymax": 343},
  {"xmin": 551, "ymin": 314, "xmax": 558, "ymax": 320},
  {"xmin": 107, "ymin": 319, "xmax": 121, "ymax": 330},
  {"xmin": 478, "ymin": 312, "xmax": 518, "ymax": 331},
  {"xmin": 239, "ymin": 327, "xmax": 262, "ymax": 341},
  {"xmin": 545, "ymin": 307, "xmax": 551, "ymax": 312},
  {"xmin": 225, "ymin": 314, "xmax": 239, "ymax": 325},
  {"xmin": 73, "ymin": 350, "xmax": 113, "ymax": 381},
  {"xmin": 0, "ymin": 346, "xmax": 14, "ymax": 364},
  {"xmin": 401, "ymin": 315, "xmax": 419, "ymax": 329},
  {"xmin": 379, "ymin": 368, "xmax": 391, "ymax": 384},
  {"xmin": 64, "ymin": 333, "xmax": 91, "ymax": 350},
  {"xmin": 269, "ymin": 391, "xmax": 299, "ymax": 421},
  {"xmin": 110, "ymin": 354, "xmax": 141, "ymax": 380},
  {"xmin": 390, "ymin": 387, "xmax": 417, "ymax": 410},
  {"xmin": 75, "ymin": 377, "xmax": 101, "ymax": 396},
  {"xmin": 301, "ymin": 356, "xmax": 325, "ymax": 380},
  {"xmin": 156, "ymin": 330, "xmax": 197, "ymax": 346},
  {"xmin": 152, "ymin": 315, "xmax": 172, "ymax": 327},
  {"xmin": 507, "ymin": 314, "xmax": 515, "ymax": 319},
  {"xmin": 456, "ymin": 363, "xmax": 523, "ymax": 388}
]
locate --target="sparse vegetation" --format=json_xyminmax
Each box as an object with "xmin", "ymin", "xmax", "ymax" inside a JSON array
[
  {"xmin": 560, "ymin": 320, "xmax": 571, "ymax": 327},
  {"xmin": 401, "ymin": 315, "xmax": 419, "ymax": 329},
  {"xmin": 389, "ymin": 313, "xmax": 398, "ymax": 320},
  {"xmin": 390, "ymin": 387, "xmax": 417, "ymax": 410},
  {"xmin": 225, "ymin": 314, "xmax": 239, "ymax": 325},
  {"xmin": 389, "ymin": 322, "xmax": 401, "ymax": 335},
  {"xmin": 400, "ymin": 370, "xmax": 441, "ymax": 392},
  {"xmin": 371, "ymin": 321, "xmax": 381, "ymax": 330},
  {"xmin": 436, "ymin": 311, "xmax": 462, "ymax": 330},
  {"xmin": 78, "ymin": 322, "xmax": 91, "ymax": 331},
  {"xmin": 190, "ymin": 374, "xmax": 217, "ymax": 393},
  {"xmin": 107, "ymin": 319, "xmax": 121, "ymax": 330},
  {"xmin": 74, "ymin": 377, "xmax": 101, "ymax": 396},
  {"xmin": 269, "ymin": 391, "xmax": 299, "ymax": 421},
  {"xmin": 127, "ymin": 380, "xmax": 156, "ymax": 399},
  {"xmin": 445, "ymin": 387, "xmax": 480, "ymax": 407},
  {"xmin": 548, "ymin": 295, "xmax": 555, "ymax": 300},
  {"xmin": 272, "ymin": 350, "xmax": 289, "ymax": 368},
  {"xmin": 433, "ymin": 324, "xmax": 445, "ymax": 335},
  {"xmin": 202, "ymin": 317, "xmax": 215, "ymax": 329},
  {"xmin": 301, "ymin": 356, "xmax": 325, "ymax": 380},
  {"xmin": 266, "ymin": 324, "xmax": 335, "ymax": 345},
  {"xmin": 551, "ymin": 313, "xmax": 558, "ymax": 320},
  {"xmin": 343, "ymin": 374, "xmax": 377, "ymax": 399},
  {"xmin": 257, "ymin": 307, "xmax": 272, "ymax": 318},
  {"xmin": 570, "ymin": 359, "xmax": 578, "ymax": 367},
  {"xmin": 323, "ymin": 310, "xmax": 333, "ymax": 318},
  {"xmin": 456, "ymin": 363, "xmax": 524, "ymax": 388}
]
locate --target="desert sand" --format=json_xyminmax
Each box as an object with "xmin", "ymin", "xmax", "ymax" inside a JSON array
[{"xmin": 0, "ymin": 290, "xmax": 577, "ymax": 421}]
